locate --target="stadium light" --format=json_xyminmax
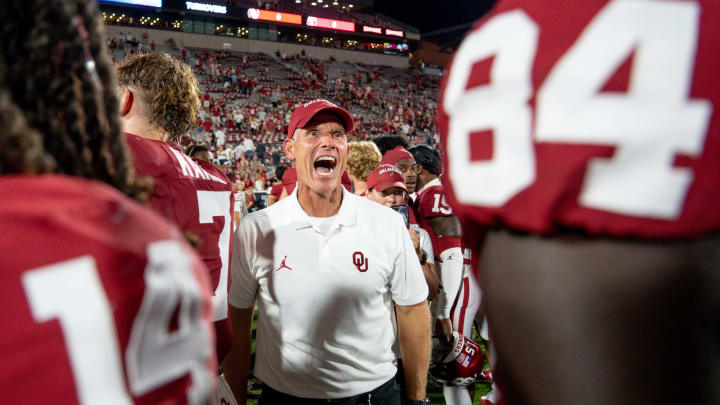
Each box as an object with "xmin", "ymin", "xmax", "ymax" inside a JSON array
[
  {"xmin": 363, "ymin": 25, "xmax": 382, "ymax": 34},
  {"xmin": 247, "ymin": 8, "xmax": 302, "ymax": 25},
  {"xmin": 186, "ymin": 1, "xmax": 227, "ymax": 14},
  {"xmin": 306, "ymin": 16, "xmax": 355, "ymax": 32}
]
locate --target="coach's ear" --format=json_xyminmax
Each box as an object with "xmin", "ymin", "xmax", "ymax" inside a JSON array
[
  {"xmin": 119, "ymin": 88, "xmax": 133, "ymax": 117},
  {"xmin": 284, "ymin": 137, "xmax": 296, "ymax": 161}
]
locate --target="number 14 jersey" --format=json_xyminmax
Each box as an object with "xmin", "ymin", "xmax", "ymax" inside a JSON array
[{"xmin": 0, "ymin": 175, "xmax": 215, "ymax": 404}]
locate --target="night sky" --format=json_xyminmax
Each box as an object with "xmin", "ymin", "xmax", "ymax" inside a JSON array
[{"xmin": 373, "ymin": 0, "xmax": 496, "ymax": 33}]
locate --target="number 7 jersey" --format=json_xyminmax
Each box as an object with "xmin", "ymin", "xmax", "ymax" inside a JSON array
[
  {"xmin": 438, "ymin": 0, "xmax": 720, "ymax": 238},
  {"xmin": 126, "ymin": 133, "xmax": 233, "ymax": 320}
]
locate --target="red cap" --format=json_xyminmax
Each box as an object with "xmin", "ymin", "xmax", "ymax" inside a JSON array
[
  {"xmin": 282, "ymin": 167, "xmax": 297, "ymax": 194},
  {"xmin": 381, "ymin": 145, "xmax": 414, "ymax": 166},
  {"xmin": 287, "ymin": 99, "xmax": 354, "ymax": 139},
  {"xmin": 367, "ymin": 164, "xmax": 407, "ymax": 193}
]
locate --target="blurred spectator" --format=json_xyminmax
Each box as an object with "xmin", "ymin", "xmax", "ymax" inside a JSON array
[
  {"xmin": 187, "ymin": 144, "xmax": 214, "ymax": 164},
  {"xmin": 346, "ymin": 141, "xmax": 382, "ymax": 196}
]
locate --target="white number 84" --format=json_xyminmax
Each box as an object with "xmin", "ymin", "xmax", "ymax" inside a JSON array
[{"xmin": 444, "ymin": 0, "xmax": 712, "ymax": 219}]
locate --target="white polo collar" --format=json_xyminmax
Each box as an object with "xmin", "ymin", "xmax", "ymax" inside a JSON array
[
  {"xmin": 416, "ymin": 177, "xmax": 442, "ymax": 196},
  {"xmin": 286, "ymin": 185, "xmax": 358, "ymax": 231}
]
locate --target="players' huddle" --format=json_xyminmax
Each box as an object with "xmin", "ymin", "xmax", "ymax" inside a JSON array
[{"xmin": 2, "ymin": 0, "xmax": 719, "ymax": 405}]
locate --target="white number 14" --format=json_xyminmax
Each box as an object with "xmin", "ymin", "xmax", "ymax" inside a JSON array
[{"xmin": 22, "ymin": 242, "xmax": 212, "ymax": 405}]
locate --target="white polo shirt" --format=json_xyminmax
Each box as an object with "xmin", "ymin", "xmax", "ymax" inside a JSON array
[{"xmin": 230, "ymin": 187, "xmax": 428, "ymax": 399}]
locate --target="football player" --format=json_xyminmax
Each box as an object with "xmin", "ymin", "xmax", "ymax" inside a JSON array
[
  {"xmin": 117, "ymin": 53, "xmax": 235, "ymax": 364},
  {"xmin": 438, "ymin": 1, "xmax": 720, "ymax": 404},
  {"xmin": 409, "ymin": 145, "xmax": 484, "ymax": 405},
  {"xmin": 381, "ymin": 145, "xmax": 419, "ymax": 196},
  {"xmin": 372, "ymin": 134, "xmax": 411, "ymax": 156},
  {"xmin": 187, "ymin": 144, "xmax": 215, "ymax": 165},
  {"xmin": 0, "ymin": 0, "xmax": 215, "ymax": 403}
]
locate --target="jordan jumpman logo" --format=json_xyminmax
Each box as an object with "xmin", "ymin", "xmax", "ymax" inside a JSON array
[{"xmin": 275, "ymin": 256, "xmax": 292, "ymax": 271}]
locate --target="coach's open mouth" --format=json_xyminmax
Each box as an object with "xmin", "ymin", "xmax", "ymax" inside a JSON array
[{"xmin": 313, "ymin": 156, "xmax": 337, "ymax": 176}]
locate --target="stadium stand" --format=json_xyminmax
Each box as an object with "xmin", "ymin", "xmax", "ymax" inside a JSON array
[{"xmin": 107, "ymin": 35, "xmax": 438, "ymax": 201}]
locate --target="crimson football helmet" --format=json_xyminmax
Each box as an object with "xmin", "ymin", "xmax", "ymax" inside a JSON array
[{"xmin": 430, "ymin": 331, "xmax": 483, "ymax": 386}]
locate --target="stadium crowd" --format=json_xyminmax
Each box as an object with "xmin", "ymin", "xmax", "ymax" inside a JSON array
[
  {"xmin": 106, "ymin": 36, "xmax": 440, "ymax": 215},
  {"xmin": 109, "ymin": 39, "xmax": 441, "ymax": 213}
]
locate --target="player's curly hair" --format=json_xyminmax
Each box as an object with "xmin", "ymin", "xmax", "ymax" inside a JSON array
[
  {"xmin": 0, "ymin": 0, "xmax": 147, "ymax": 201},
  {"xmin": 0, "ymin": 90, "xmax": 55, "ymax": 175},
  {"xmin": 117, "ymin": 52, "xmax": 201, "ymax": 143},
  {"xmin": 347, "ymin": 141, "xmax": 382, "ymax": 182}
]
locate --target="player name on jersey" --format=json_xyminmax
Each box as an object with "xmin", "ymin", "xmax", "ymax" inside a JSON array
[{"xmin": 169, "ymin": 148, "xmax": 227, "ymax": 184}]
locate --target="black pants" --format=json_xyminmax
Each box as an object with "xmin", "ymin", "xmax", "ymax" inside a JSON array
[{"xmin": 259, "ymin": 377, "xmax": 401, "ymax": 405}]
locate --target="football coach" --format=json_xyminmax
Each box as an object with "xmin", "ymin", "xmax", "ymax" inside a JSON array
[{"xmin": 224, "ymin": 99, "xmax": 431, "ymax": 405}]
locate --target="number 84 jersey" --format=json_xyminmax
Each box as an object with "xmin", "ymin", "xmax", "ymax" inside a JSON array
[{"xmin": 438, "ymin": 0, "xmax": 720, "ymax": 238}]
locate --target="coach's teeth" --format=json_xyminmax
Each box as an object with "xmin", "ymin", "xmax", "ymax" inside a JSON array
[
  {"xmin": 314, "ymin": 156, "xmax": 337, "ymax": 176},
  {"xmin": 316, "ymin": 156, "xmax": 336, "ymax": 165}
]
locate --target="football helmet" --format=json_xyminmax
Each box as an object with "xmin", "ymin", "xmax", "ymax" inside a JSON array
[{"xmin": 429, "ymin": 331, "xmax": 483, "ymax": 386}]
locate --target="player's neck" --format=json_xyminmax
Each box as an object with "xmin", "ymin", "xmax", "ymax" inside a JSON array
[
  {"xmin": 296, "ymin": 184, "xmax": 343, "ymax": 218},
  {"xmin": 416, "ymin": 174, "xmax": 437, "ymax": 193},
  {"xmin": 122, "ymin": 118, "xmax": 169, "ymax": 142}
]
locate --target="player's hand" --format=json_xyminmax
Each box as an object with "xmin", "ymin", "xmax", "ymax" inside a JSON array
[
  {"xmin": 408, "ymin": 228, "xmax": 421, "ymax": 253},
  {"xmin": 435, "ymin": 318, "xmax": 454, "ymax": 344}
]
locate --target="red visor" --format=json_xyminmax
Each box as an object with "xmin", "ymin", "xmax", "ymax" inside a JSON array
[
  {"xmin": 287, "ymin": 99, "xmax": 354, "ymax": 139},
  {"xmin": 367, "ymin": 164, "xmax": 407, "ymax": 193}
]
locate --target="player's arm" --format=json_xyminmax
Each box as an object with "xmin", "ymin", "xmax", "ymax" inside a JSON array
[
  {"xmin": 396, "ymin": 301, "xmax": 431, "ymax": 401},
  {"xmin": 222, "ymin": 303, "xmax": 254, "ymax": 404},
  {"xmin": 430, "ymin": 215, "xmax": 463, "ymax": 340}
]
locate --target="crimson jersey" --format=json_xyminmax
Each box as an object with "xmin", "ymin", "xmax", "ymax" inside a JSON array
[
  {"xmin": 438, "ymin": 0, "xmax": 720, "ymax": 239},
  {"xmin": 126, "ymin": 133, "xmax": 233, "ymax": 321},
  {"xmin": 0, "ymin": 175, "xmax": 215, "ymax": 404},
  {"xmin": 414, "ymin": 178, "xmax": 471, "ymax": 264}
]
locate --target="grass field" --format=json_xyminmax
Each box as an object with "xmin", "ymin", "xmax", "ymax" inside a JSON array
[{"xmin": 244, "ymin": 313, "xmax": 494, "ymax": 404}]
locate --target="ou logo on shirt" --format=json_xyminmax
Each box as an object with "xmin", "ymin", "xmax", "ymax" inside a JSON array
[{"xmin": 352, "ymin": 252, "xmax": 368, "ymax": 272}]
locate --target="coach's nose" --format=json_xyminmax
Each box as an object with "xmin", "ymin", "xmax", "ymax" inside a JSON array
[{"xmin": 318, "ymin": 132, "xmax": 337, "ymax": 150}]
